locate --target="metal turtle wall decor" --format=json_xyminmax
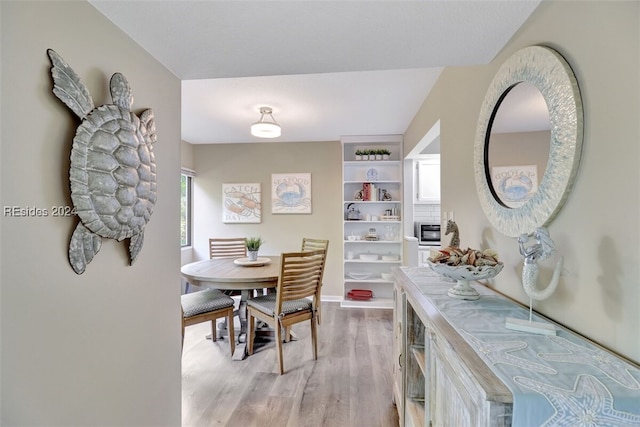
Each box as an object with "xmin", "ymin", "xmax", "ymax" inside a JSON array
[{"xmin": 47, "ymin": 49, "xmax": 157, "ymax": 274}]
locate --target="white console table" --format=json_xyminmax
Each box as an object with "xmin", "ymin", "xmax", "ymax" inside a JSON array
[{"xmin": 393, "ymin": 267, "xmax": 640, "ymax": 427}]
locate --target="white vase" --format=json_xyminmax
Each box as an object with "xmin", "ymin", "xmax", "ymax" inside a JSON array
[{"xmin": 248, "ymin": 250, "xmax": 259, "ymax": 261}]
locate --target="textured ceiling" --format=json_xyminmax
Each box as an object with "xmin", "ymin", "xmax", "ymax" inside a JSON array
[{"xmin": 90, "ymin": 1, "xmax": 541, "ymax": 144}]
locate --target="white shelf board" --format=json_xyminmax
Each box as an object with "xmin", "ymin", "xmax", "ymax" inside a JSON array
[{"xmin": 340, "ymin": 298, "xmax": 393, "ymax": 309}]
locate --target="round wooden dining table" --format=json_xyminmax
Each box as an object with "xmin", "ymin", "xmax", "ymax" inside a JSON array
[{"xmin": 181, "ymin": 256, "xmax": 280, "ymax": 360}]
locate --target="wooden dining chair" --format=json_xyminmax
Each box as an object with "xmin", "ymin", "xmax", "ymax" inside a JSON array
[
  {"xmin": 301, "ymin": 238, "xmax": 329, "ymax": 324},
  {"xmin": 301, "ymin": 237, "xmax": 329, "ymax": 253},
  {"xmin": 247, "ymin": 249, "xmax": 327, "ymax": 374},
  {"xmin": 181, "ymin": 288, "xmax": 235, "ymax": 355},
  {"xmin": 184, "ymin": 237, "xmax": 248, "ymax": 294},
  {"xmin": 209, "ymin": 237, "xmax": 247, "ymax": 259}
]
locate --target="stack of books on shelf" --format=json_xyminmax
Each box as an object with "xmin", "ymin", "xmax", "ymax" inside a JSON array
[{"xmin": 362, "ymin": 183, "xmax": 385, "ymax": 201}]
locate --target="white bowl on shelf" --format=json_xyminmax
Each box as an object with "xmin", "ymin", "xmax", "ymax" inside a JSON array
[
  {"xmin": 381, "ymin": 254, "xmax": 399, "ymax": 261},
  {"xmin": 359, "ymin": 253, "xmax": 379, "ymax": 261},
  {"xmin": 347, "ymin": 272, "xmax": 372, "ymax": 280},
  {"xmin": 381, "ymin": 272, "xmax": 394, "ymax": 281}
]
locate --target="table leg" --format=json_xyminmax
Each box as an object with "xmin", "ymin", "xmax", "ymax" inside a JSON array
[{"xmin": 232, "ymin": 289, "xmax": 251, "ymax": 360}]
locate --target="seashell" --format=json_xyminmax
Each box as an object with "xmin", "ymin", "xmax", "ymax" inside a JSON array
[
  {"xmin": 468, "ymin": 250, "xmax": 477, "ymax": 266},
  {"xmin": 460, "ymin": 253, "xmax": 469, "ymax": 265},
  {"xmin": 483, "ymin": 248, "xmax": 499, "ymax": 260},
  {"xmin": 428, "ymin": 252, "xmax": 447, "ymax": 263}
]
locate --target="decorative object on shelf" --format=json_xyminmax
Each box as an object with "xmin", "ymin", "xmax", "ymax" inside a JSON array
[
  {"xmin": 354, "ymin": 189, "xmax": 364, "ymax": 200},
  {"xmin": 445, "ymin": 220, "xmax": 460, "ymax": 248},
  {"xmin": 359, "ymin": 253, "xmax": 378, "ymax": 261},
  {"xmin": 365, "ymin": 228, "xmax": 378, "ymax": 241},
  {"xmin": 347, "ymin": 272, "xmax": 373, "ymax": 280},
  {"xmin": 474, "ymin": 46, "xmax": 583, "ymax": 237},
  {"xmin": 381, "ymin": 272, "xmax": 393, "ymax": 281},
  {"xmin": 366, "ymin": 168, "xmax": 378, "ymax": 181},
  {"xmin": 271, "ymin": 173, "xmax": 312, "ymax": 214},
  {"xmin": 250, "ymin": 106, "xmax": 281, "ymax": 138},
  {"xmin": 48, "ymin": 49, "xmax": 157, "ymax": 275},
  {"xmin": 361, "ymin": 183, "xmax": 389, "ymax": 201},
  {"xmin": 354, "ymin": 148, "xmax": 391, "ymax": 161},
  {"xmin": 347, "ymin": 289, "xmax": 373, "ymax": 300},
  {"xmin": 428, "ymin": 247, "xmax": 503, "ymax": 300},
  {"xmin": 222, "ymin": 183, "xmax": 261, "ymax": 223},
  {"xmin": 346, "ymin": 203, "xmax": 361, "ymax": 220},
  {"xmin": 246, "ymin": 236, "xmax": 263, "ymax": 261},
  {"xmin": 506, "ymin": 227, "xmax": 564, "ymax": 335}
]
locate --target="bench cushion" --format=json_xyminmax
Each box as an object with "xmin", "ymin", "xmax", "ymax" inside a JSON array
[
  {"xmin": 247, "ymin": 293, "xmax": 312, "ymax": 317},
  {"xmin": 181, "ymin": 289, "xmax": 234, "ymax": 318}
]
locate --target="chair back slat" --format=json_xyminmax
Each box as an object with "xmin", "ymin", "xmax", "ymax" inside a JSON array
[
  {"xmin": 301, "ymin": 238, "xmax": 329, "ymax": 252},
  {"xmin": 275, "ymin": 250, "xmax": 326, "ymax": 314},
  {"xmin": 209, "ymin": 237, "xmax": 247, "ymax": 259}
]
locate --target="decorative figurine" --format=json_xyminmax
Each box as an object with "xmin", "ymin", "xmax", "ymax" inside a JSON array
[
  {"xmin": 48, "ymin": 49, "xmax": 157, "ymax": 274},
  {"xmin": 506, "ymin": 227, "xmax": 564, "ymax": 335},
  {"xmin": 445, "ymin": 220, "xmax": 460, "ymax": 248},
  {"xmin": 518, "ymin": 227, "xmax": 564, "ymax": 301}
]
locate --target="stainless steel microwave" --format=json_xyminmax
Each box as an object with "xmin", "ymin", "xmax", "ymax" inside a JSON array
[{"xmin": 415, "ymin": 222, "xmax": 441, "ymax": 246}]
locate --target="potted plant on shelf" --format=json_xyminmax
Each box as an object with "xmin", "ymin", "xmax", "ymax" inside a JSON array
[
  {"xmin": 382, "ymin": 149, "xmax": 391, "ymax": 160},
  {"xmin": 355, "ymin": 149, "xmax": 363, "ymax": 161},
  {"xmin": 375, "ymin": 149, "xmax": 383, "ymax": 160},
  {"xmin": 246, "ymin": 236, "xmax": 263, "ymax": 261},
  {"xmin": 366, "ymin": 149, "xmax": 374, "ymax": 160}
]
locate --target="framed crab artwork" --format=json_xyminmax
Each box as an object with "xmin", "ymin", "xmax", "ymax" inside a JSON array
[
  {"xmin": 271, "ymin": 173, "xmax": 312, "ymax": 214},
  {"xmin": 48, "ymin": 49, "xmax": 157, "ymax": 274}
]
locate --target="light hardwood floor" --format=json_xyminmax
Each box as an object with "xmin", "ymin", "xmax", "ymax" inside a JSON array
[{"xmin": 182, "ymin": 302, "xmax": 400, "ymax": 427}]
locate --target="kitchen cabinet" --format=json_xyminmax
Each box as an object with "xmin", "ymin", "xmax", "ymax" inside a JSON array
[
  {"xmin": 341, "ymin": 135, "xmax": 403, "ymax": 309},
  {"xmin": 415, "ymin": 155, "xmax": 440, "ymax": 203}
]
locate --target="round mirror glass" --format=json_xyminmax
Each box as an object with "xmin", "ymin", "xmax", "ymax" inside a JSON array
[
  {"xmin": 474, "ymin": 46, "xmax": 583, "ymax": 237},
  {"xmin": 487, "ymin": 82, "xmax": 550, "ymax": 208}
]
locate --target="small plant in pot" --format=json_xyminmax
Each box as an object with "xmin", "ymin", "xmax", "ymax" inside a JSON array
[
  {"xmin": 382, "ymin": 149, "xmax": 391, "ymax": 160},
  {"xmin": 246, "ymin": 237, "xmax": 263, "ymax": 261},
  {"xmin": 355, "ymin": 149, "xmax": 363, "ymax": 160}
]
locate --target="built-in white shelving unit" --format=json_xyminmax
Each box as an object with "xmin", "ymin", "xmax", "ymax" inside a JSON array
[{"xmin": 341, "ymin": 135, "xmax": 403, "ymax": 309}]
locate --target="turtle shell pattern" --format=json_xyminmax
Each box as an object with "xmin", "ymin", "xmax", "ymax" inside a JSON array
[{"xmin": 71, "ymin": 104, "xmax": 156, "ymax": 241}]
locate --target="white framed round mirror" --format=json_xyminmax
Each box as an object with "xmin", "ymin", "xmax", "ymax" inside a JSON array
[{"xmin": 474, "ymin": 46, "xmax": 583, "ymax": 237}]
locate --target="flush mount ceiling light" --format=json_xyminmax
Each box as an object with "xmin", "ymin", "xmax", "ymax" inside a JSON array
[{"xmin": 251, "ymin": 106, "xmax": 281, "ymax": 138}]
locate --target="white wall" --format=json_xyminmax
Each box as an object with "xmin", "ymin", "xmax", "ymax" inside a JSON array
[
  {"xmin": 1, "ymin": 1, "xmax": 182, "ymax": 425},
  {"xmin": 404, "ymin": 1, "xmax": 640, "ymax": 363},
  {"xmin": 190, "ymin": 141, "xmax": 344, "ymax": 299}
]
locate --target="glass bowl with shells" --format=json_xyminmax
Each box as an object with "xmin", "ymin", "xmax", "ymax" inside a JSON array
[{"xmin": 427, "ymin": 247, "xmax": 504, "ymax": 301}]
